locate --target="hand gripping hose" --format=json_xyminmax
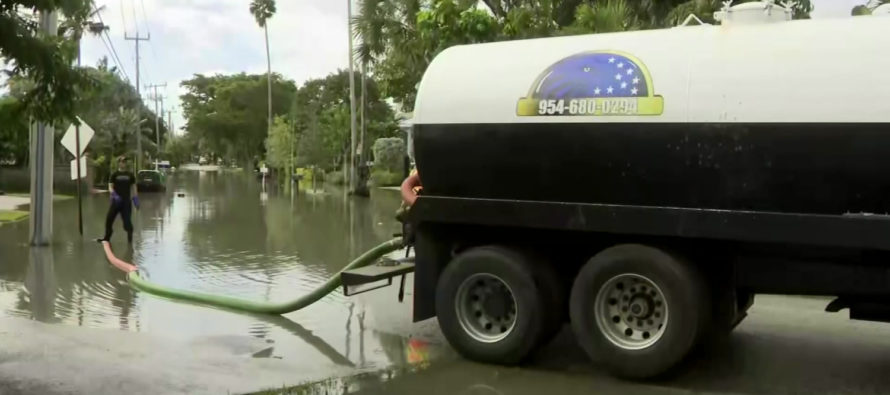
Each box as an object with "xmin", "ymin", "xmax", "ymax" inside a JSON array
[{"xmin": 101, "ymin": 238, "xmax": 404, "ymax": 315}]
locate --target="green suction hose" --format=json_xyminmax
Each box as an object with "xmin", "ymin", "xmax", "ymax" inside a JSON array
[{"xmin": 124, "ymin": 238, "xmax": 404, "ymax": 315}]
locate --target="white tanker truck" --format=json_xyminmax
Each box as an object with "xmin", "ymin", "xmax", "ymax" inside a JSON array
[{"xmin": 365, "ymin": 2, "xmax": 890, "ymax": 379}]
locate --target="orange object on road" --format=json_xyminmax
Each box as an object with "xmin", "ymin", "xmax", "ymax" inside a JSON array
[{"xmin": 101, "ymin": 241, "xmax": 138, "ymax": 273}]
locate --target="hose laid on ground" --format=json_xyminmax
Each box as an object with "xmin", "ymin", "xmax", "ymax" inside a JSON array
[{"xmin": 101, "ymin": 238, "xmax": 404, "ymax": 315}]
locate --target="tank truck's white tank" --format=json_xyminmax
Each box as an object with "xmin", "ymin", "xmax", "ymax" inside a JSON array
[{"xmin": 413, "ymin": 2, "xmax": 890, "ymax": 125}]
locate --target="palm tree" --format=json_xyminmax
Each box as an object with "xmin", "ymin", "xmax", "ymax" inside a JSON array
[
  {"xmin": 249, "ymin": 0, "xmax": 277, "ymax": 140},
  {"xmin": 95, "ymin": 107, "xmax": 147, "ymax": 176}
]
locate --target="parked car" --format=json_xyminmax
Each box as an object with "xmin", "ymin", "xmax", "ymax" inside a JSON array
[{"xmin": 136, "ymin": 170, "xmax": 166, "ymax": 192}]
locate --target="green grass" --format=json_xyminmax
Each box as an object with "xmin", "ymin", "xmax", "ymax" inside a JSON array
[
  {"xmin": 8, "ymin": 193, "xmax": 74, "ymax": 201},
  {"xmin": 0, "ymin": 210, "xmax": 28, "ymax": 223},
  {"xmin": 370, "ymin": 169, "xmax": 404, "ymax": 187},
  {"xmin": 325, "ymin": 170, "xmax": 346, "ymax": 185}
]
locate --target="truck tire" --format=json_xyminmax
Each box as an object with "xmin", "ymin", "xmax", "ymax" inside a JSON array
[
  {"xmin": 436, "ymin": 246, "xmax": 546, "ymax": 365},
  {"xmin": 569, "ymin": 244, "xmax": 709, "ymax": 379}
]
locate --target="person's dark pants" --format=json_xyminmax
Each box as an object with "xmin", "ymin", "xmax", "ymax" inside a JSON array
[{"xmin": 104, "ymin": 200, "xmax": 133, "ymax": 242}]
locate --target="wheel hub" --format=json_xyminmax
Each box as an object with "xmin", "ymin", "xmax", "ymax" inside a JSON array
[
  {"xmin": 456, "ymin": 273, "xmax": 518, "ymax": 343},
  {"xmin": 594, "ymin": 273, "xmax": 669, "ymax": 350},
  {"xmin": 629, "ymin": 296, "xmax": 652, "ymax": 318},
  {"xmin": 482, "ymin": 291, "xmax": 510, "ymax": 319}
]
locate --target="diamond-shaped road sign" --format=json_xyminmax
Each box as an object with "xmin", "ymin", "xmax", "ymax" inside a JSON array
[{"xmin": 61, "ymin": 117, "xmax": 95, "ymax": 157}]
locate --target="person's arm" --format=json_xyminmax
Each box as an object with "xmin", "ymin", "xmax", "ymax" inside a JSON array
[
  {"xmin": 108, "ymin": 173, "xmax": 117, "ymax": 201},
  {"xmin": 400, "ymin": 172, "xmax": 421, "ymax": 206}
]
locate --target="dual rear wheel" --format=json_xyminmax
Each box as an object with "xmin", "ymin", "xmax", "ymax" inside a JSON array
[
  {"xmin": 435, "ymin": 246, "xmax": 565, "ymax": 365},
  {"xmin": 436, "ymin": 243, "xmax": 713, "ymax": 379}
]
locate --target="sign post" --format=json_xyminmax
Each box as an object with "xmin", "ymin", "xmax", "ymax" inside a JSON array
[
  {"xmin": 61, "ymin": 118, "xmax": 94, "ymax": 236},
  {"xmin": 75, "ymin": 123, "xmax": 82, "ymax": 235}
]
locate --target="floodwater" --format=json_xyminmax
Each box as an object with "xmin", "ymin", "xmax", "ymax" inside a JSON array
[
  {"xmin": 5, "ymin": 171, "xmax": 890, "ymax": 394},
  {"xmin": 0, "ymin": 171, "xmax": 439, "ymax": 371}
]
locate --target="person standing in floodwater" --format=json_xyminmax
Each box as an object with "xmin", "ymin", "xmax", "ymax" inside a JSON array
[{"xmin": 97, "ymin": 156, "xmax": 139, "ymax": 243}]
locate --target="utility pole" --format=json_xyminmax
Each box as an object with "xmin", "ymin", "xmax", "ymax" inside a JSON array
[
  {"xmin": 347, "ymin": 0, "xmax": 358, "ymax": 194},
  {"xmin": 72, "ymin": 9, "xmax": 107, "ymax": 236},
  {"xmin": 168, "ymin": 110, "xmax": 174, "ymax": 136},
  {"xmin": 145, "ymin": 83, "xmax": 166, "ymax": 168},
  {"xmin": 264, "ymin": 23, "xmax": 272, "ymax": 152},
  {"xmin": 360, "ymin": 62, "xmax": 366, "ymax": 166},
  {"xmin": 29, "ymin": 10, "xmax": 57, "ymax": 246},
  {"xmin": 125, "ymin": 30, "xmax": 149, "ymax": 171}
]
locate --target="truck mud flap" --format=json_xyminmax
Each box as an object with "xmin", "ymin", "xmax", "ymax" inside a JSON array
[{"xmin": 341, "ymin": 256, "xmax": 415, "ymax": 297}]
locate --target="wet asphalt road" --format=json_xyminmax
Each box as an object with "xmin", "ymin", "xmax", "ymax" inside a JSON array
[{"xmin": 290, "ymin": 295, "xmax": 890, "ymax": 395}]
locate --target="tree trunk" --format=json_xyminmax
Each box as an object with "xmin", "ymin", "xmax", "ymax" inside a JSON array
[
  {"xmin": 360, "ymin": 61, "xmax": 366, "ymax": 164},
  {"xmin": 265, "ymin": 24, "xmax": 272, "ymax": 142}
]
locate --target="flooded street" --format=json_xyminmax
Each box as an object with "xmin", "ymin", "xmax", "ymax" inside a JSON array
[
  {"xmin": 0, "ymin": 171, "xmax": 442, "ymax": 375},
  {"xmin": 2, "ymin": 171, "xmax": 890, "ymax": 394}
]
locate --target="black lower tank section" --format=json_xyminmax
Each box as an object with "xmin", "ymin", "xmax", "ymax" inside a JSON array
[{"xmin": 413, "ymin": 122, "xmax": 890, "ymax": 216}]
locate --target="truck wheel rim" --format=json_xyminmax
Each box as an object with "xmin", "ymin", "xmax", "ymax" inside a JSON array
[
  {"xmin": 455, "ymin": 273, "xmax": 518, "ymax": 343},
  {"xmin": 594, "ymin": 273, "xmax": 668, "ymax": 350}
]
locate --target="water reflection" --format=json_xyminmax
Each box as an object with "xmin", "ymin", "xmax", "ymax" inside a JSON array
[
  {"xmin": 24, "ymin": 247, "xmax": 57, "ymax": 323},
  {"xmin": 0, "ymin": 170, "xmax": 418, "ymax": 369}
]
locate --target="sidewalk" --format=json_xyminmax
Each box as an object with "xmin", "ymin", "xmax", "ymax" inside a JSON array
[
  {"xmin": 0, "ymin": 316, "xmax": 354, "ymax": 395},
  {"xmin": 0, "ymin": 195, "xmax": 30, "ymax": 210}
]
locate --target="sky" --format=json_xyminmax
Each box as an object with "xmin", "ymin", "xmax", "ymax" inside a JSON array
[{"xmin": 70, "ymin": 0, "xmax": 873, "ymax": 135}]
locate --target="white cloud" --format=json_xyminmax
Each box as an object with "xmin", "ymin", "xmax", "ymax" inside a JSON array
[{"xmin": 80, "ymin": 0, "xmax": 354, "ymax": 135}]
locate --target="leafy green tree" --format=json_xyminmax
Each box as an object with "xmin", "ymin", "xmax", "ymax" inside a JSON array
[
  {"xmin": 76, "ymin": 59, "xmax": 167, "ymax": 160},
  {"xmin": 164, "ymin": 133, "xmax": 196, "ymax": 166},
  {"xmin": 852, "ymin": 0, "xmax": 889, "ymax": 15},
  {"xmin": 562, "ymin": 0, "xmax": 636, "ymax": 35},
  {"xmin": 180, "ymin": 72, "xmax": 296, "ymax": 167},
  {"xmin": 354, "ymin": 0, "xmax": 500, "ymax": 108},
  {"xmin": 290, "ymin": 70, "xmax": 397, "ymax": 170},
  {"xmin": 1, "ymin": 0, "xmax": 95, "ymax": 122},
  {"xmin": 264, "ymin": 115, "xmax": 294, "ymax": 170},
  {"xmin": 2, "ymin": 59, "xmax": 165, "ymax": 177},
  {"xmin": 354, "ymin": 0, "xmax": 813, "ymax": 110},
  {"xmin": 0, "ymin": 96, "xmax": 29, "ymax": 165}
]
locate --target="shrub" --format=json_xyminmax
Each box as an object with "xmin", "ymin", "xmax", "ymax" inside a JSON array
[
  {"xmin": 326, "ymin": 170, "xmax": 345, "ymax": 185},
  {"xmin": 370, "ymin": 170, "xmax": 403, "ymax": 187},
  {"xmin": 372, "ymin": 138, "xmax": 405, "ymax": 174}
]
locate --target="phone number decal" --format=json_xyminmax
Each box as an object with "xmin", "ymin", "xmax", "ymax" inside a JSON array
[{"xmin": 537, "ymin": 98, "xmax": 638, "ymax": 116}]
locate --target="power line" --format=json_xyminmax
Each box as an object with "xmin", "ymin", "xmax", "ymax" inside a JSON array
[
  {"xmin": 99, "ymin": 32, "xmax": 130, "ymax": 81},
  {"xmin": 125, "ymin": 29, "xmax": 150, "ymax": 171},
  {"xmin": 137, "ymin": 0, "xmax": 160, "ymax": 83},
  {"xmin": 145, "ymin": 82, "xmax": 166, "ymax": 165},
  {"xmin": 92, "ymin": 2, "xmax": 129, "ymax": 81},
  {"xmin": 130, "ymin": 0, "xmax": 139, "ymax": 34},
  {"xmin": 119, "ymin": 0, "xmax": 153, "ymax": 91},
  {"xmin": 119, "ymin": 0, "xmax": 127, "ymax": 34},
  {"xmin": 140, "ymin": 0, "xmax": 151, "ymax": 37}
]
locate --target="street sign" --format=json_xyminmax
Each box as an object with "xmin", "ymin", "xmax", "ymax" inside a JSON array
[
  {"xmin": 61, "ymin": 117, "xmax": 94, "ymax": 156},
  {"xmin": 70, "ymin": 157, "xmax": 87, "ymax": 180}
]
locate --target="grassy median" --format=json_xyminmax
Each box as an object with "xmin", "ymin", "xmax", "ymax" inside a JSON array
[{"xmin": 0, "ymin": 210, "xmax": 28, "ymax": 224}]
